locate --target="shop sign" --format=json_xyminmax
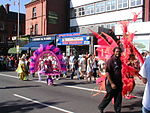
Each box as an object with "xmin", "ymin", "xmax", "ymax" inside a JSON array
[
  {"xmin": 31, "ymin": 36, "xmax": 55, "ymax": 41},
  {"xmin": 57, "ymin": 36, "xmax": 91, "ymax": 45},
  {"xmin": 48, "ymin": 11, "xmax": 58, "ymax": 24},
  {"xmin": 57, "ymin": 32, "xmax": 82, "ymax": 38}
]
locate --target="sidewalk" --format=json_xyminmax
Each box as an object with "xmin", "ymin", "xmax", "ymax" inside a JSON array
[{"xmin": 135, "ymin": 76, "xmax": 145, "ymax": 86}]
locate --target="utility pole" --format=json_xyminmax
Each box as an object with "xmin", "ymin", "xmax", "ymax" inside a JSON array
[{"xmin": 16, "ymin": 0, "xmax": 20, "ymax": 59}]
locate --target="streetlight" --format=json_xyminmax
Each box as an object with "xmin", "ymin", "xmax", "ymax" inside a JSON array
[{"xmin": 16, "ymin": 0, "xmax": 20, "ymax": 59}]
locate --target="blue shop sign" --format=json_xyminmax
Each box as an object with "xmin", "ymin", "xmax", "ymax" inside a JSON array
[{"xmin": 57, "ymin": 36, "xmax": 91, "ymax": 45}]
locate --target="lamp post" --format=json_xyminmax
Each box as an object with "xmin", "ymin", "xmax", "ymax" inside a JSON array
[{"xmin": 16, "ymin": 0, "xmax": 20, "ymax": 59}]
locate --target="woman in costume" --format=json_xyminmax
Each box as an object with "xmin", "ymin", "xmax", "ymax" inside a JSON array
[
  {"xmin": 97, "ymin": 60, "xmax": 107, "ymax": 91},
  {"xmin": 16, "ymin": 55, "xmax": 28, "ymax": 80},
  {"xmin": 92, "ymin": 60, "xmax": 107, "ymax": 96},
  {"xmin": 29, "ymin": 44, "xmax": 66, "ymax": 86}
]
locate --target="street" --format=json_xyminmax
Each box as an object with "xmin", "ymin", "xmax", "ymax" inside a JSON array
[{"xmin": 0, "ymin": 71, "xmax": 144, "ymax": 113}]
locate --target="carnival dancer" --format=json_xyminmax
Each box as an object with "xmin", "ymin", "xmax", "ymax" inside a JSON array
[
  {"xmin": 47, "ymin": 75, "xmax": 53, "ymax": 86},
  {"xmin": 92, "ymin": 60, "xmax": 107, "ymax": 96},
  {"xmin": 123, "ymin": 54, "xmax": 141, "ymax": 99},
  {"xmin": 97, "ymin": 60, "xmax": 107, "ymax": 91},
  {"xmin": 16, "ymin": 55, "xmax": 28, "ymax": 80},
  {"xmin": 29, "ymin": 44, "xmax": 66, "ymax": 86}
]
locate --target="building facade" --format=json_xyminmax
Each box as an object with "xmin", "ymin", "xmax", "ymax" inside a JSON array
[
  {"xmin": 0, "ymin": 4, "xmax": 25, "ymax": 54},
  {"xmin": 25, "ymin": 0, "xmax": 70, "ymax": 36},
  {"xmin": 70, "ymin": 0, "xmax": 150, "ymax": 34}
]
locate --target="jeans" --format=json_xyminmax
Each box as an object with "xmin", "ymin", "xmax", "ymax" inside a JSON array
[{"xmin": 142, "ymin": 107, "xmax": 150, "ymax": 113}]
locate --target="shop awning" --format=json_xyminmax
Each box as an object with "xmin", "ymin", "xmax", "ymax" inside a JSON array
[
  {"xmin": 21, "ymin": 40, "xmax": 53, "ymax": 50},
  {"xmin": 8, "ymin": 47, "xmax": 22, "ymax": 54}
]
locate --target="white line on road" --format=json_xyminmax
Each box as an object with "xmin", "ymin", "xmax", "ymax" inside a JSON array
[
  {"xmin": 13, "ymin": 94, "xmax": 74, "ymax": 113},
  {"xmin": 0, "ymin": 73, "xmax": 18, "ymax": 79}
]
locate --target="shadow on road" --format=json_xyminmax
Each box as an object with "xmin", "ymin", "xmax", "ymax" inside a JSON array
[
  {"xmin": 54, "ymin": 81, "xmax": 93, "ymax": 86},
  {"xmin": 0, "ymin": 85, "xmax": 41, "ymax": 89},
  {"xmin": 0, "ymin": 100, "xmax": 65, "ymax": 113},
  {"xmin": 105, "ymin": 112, "xmax": 141, "ymax": 113}
]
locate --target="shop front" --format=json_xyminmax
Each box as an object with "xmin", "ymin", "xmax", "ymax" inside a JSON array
[
  {"xmin": 21, "ymin": 35, "xmax": 56, "ymax": 56},
  {"xmin": 56, "ymin": 32, "xmax": 93, "ymax": 56}
]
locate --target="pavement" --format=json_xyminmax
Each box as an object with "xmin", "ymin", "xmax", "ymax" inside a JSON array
[{"xmin": 135, "ymin": 76, "xmax": 145, "ymax": 85}]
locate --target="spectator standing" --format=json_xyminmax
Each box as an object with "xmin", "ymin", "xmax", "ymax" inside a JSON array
[
  {"xmin": 98, "ymin": 47, "xmax": 123, "ymax": 113},
  {"xmin": 139, "ymin": 56, "xmax": 150, "ymax": 113},
  {"xmin": 69, "ymin": 54, "xmax": 75, "ymax": 79},
  {"xmin": 86, "ymin": 54, "xmax": 93, "ymax": 82},
  {"xmin": 93, "ymin": 55, "xmax": 98, "ymax": 81},
  {"xmin": 78, "ymin": 55, "xmax": 86, "ymax": 79}
]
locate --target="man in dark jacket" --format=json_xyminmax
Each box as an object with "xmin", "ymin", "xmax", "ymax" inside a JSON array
[{"xmin": 98, "ymin": 47, "xmax": 123, "ymax": 113}]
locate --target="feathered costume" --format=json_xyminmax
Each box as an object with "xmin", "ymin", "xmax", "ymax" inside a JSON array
[
  {"xmin": 90, "ymin": 12, "xmax": 143, "ymax": 97},
  {"xmin": 29, "ymin": 44, "xmax": 66, "ymax": 85}
]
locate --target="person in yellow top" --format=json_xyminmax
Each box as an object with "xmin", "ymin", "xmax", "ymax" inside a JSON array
[{"xmin": 16, "ymin": 55, "xmax": 28, "ymax": 80}]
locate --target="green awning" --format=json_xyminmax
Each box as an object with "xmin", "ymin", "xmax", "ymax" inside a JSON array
[{"xmin": 8, "ymin": 47, "xmax": 22, "ymax": 54}]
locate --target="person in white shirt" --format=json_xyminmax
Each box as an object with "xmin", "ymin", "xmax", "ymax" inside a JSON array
[
  {"xmin": 139, "ymin": 56, "xmax": 150, "ymax": 113},
  {"xmin": 78, "ymin": 55, "xmax": 86, "ymax": 79},
  {"xmin": 86, "ymin": 54, "xmax": 93, "ymax": 82},
  {"xmin": 69, "ymin": 54, "xmax": 75, "ymax": 79}
]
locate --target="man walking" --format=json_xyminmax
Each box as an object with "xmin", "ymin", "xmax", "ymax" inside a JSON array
[{"xmin": 98, "ymin": 47, "xmax": 123, "ymax": 113}]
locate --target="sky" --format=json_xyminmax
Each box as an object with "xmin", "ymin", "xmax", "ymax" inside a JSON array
[{"xmin": 0, "ymin": 0, "xmax": 30, "ymax": 14}]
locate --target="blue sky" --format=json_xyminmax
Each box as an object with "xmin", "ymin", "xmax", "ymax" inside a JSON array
[{"xmin": 0, "ymin": 0, "xmax": 30, "ymax": 14}]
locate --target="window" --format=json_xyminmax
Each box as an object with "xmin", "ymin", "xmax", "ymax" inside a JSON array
[
  {"xmin": 79, "ymin": 26, "xmax": 87, "ymax": 34},
  {"xmin": 35, "ymin": 24, "xmax": 38, "ymax": 35},
  {"xmin": 70, "ymin": 9, "xmax": 76, "ymax": 18},
  {"xmin": 30, "ymin": 25, "xmax": 33, "ymax": 35},
  {"xmin": 106, "ymin": 0, "xmax": 117, "ymax": 11},
  {"xmin": 13, "ymin": 24, "xmax": 17, "ymax": 31},
  {"xmin": 95, "ymin": 2, "xmax": 105, "ymax": 13},
  {"xmin": 32, "ymin": 7, "xmax": 36, "ymax": 18},
  {"xmin": 85, "ymin": 4, "xmax": 94, "ymax": 15},
  {"xmin": 106, "ymin": 24, "xmax": 111, "ymax": 29},
  {"xmin": 70, "ymin": 27, "xmax": 79, "ymax": 32},
  {"xmin": 99, "ymin": 24, "xmax": 106, "ymax": 28},
  {"xmin": 0, "ymin": 34, "xmax": 5, "ymax": 42},
  {"xmin": 130, "ymin": 0, "xmax": 143, "ymax": 7},
  {"xmin": 118, "ymin": 0, "xmax": 128, "ymax": 9},
  {"xmin": 78, "ymin": 7, "xmax": 85, "ymax": 16},
  {"xmin": 74, "ymin": 8, "xmax": 78, "ymax": 17}
]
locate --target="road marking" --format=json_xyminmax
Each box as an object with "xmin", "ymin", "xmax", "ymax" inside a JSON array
[
  {"xmin": 0, "ymin": 73, "xmax": 18, "ymax": 79},
  {"xmin": 0, "ymin": 73, "xmax": 143, "ymax": 99},
  {"xmin": 65, "ymin": 85, "xmax": 106, "ymax": 93},
  {"xmin": 36, "ymin": 80, "xmax": 106, "ymax": 93},
  {"xmin": 13, "ymin": 94, "xmax": 74, "ymax": 113}
]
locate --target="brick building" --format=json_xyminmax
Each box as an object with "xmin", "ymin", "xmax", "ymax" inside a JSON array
[
  {"xmin": 25, "ymin": 0, "xmax": 70, "ymax": 36},
  {"xmin": 0, "ymin": 4, "xmax": 25, "ymax": 54}
]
